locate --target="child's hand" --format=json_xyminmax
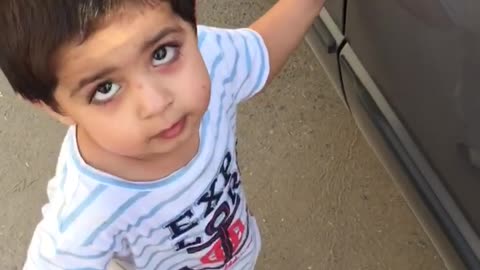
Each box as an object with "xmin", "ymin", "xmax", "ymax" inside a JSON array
[{"xmin": 250, "ymin": 0, "xmax": 326, "ymax": 84}]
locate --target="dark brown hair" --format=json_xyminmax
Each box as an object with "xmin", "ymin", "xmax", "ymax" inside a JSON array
[{"xmin": 0, "ymin": 0, "xmax": 196, "ymax": 110}]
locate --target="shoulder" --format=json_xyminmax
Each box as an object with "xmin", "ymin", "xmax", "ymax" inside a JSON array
[
  {"xmin": 40, "ymin": 131, "xmax": 131, "ymax": 249},
  {"xmin": 197, "ymin": 26, "xmax": 260, "ymax": 82},
  {"xmin": 197, "ymin": 25, "xmax": 263, "ymax": 54},
  {"xmin": 197, "ymin": 26, "xmax": 269, "ymax": 104}
]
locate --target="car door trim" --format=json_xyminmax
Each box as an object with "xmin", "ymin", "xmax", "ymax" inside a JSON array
[{"xmin": 339, "ymin": 43, "xmax": 480, "ymax": 266}]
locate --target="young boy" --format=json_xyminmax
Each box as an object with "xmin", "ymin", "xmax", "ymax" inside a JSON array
[{"xmin": 0, "ymin": 0, "xmax": 325, "ymax": 269}]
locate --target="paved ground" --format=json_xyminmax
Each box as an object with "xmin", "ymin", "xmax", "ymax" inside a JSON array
[{"xmin": 0, "ymin": 1, "xmax": 447, "ymax": 269}]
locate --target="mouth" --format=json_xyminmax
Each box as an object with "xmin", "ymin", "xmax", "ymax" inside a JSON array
[{"xmin": 155, "ymin": 116, "xmax": 187, "ymax": 140}]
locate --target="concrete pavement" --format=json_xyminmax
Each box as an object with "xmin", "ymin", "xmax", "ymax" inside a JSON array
[{"xmin": 0, "ymin": 1, "xmax": 446, "ymax": 269}]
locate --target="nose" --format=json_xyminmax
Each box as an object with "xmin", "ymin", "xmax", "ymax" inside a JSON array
[{"xmin": 134, "ymin": 79, "xmax": 174, "ymax": 119}]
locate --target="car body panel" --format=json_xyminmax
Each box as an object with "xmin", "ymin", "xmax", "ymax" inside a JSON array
[
  {"xmin": 324, "ymin": 0, "xmax": 345, "ymax": 31},
  {"xmin": 344, "ymin": 0, "xmax": 480, "ymax": 239},
  {"xmin": 306, "ymin": 0, "xmax": 480, "ymax": 268},
  {"xmin": 340, "ymin": 42, "xmax": 473, "ymax": 270}
]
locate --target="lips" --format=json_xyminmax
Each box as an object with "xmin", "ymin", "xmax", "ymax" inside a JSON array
[{"xmin": 156, "ymin": 117, "xmax": 187, "ymax": 140}]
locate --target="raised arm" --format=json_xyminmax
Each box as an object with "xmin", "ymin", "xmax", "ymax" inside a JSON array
[{"xmin": 250, "ymin": 0, "xmax": 326, "ymax": 83}]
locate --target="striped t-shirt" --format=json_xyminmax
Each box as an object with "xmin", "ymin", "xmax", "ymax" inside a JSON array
[{"xmin": 24, "ymin": 26, "xmax": 270, "ymax": 270}]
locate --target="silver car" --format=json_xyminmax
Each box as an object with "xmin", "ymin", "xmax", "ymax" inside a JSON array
[{"xmin": 306, "ymin": 1, "xmax": 480, "ymax": 269}]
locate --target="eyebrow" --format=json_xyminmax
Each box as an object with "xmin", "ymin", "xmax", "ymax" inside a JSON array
[
  {"xmin": 140, "ymin": 25, "xmax": 183, "ymax": 53},
  {"xmin": 71, "ymin": 25, "xmax": 183, "ymax": 97}
]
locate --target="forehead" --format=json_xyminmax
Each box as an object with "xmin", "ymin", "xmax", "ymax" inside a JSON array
[{"xmin": 55, "ymin": 2, "xmax": 185, "ymax": 84}]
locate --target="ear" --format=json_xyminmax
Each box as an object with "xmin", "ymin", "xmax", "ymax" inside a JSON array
[{"xmin": 32, "ymin": 101, "xmax": 76, "ymax": 126}]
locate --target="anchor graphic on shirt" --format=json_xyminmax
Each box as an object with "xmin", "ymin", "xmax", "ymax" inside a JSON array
[
  {"xmin": 187, "ymin": 200, "xmax": 245, "ymax": 264},
  {"xmin": 168, "ymin": 152, "xmax": 249, "ymax": 270}
]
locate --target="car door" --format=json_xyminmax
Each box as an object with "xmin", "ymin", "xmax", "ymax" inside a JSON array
[{"xmin": 338, "ymin": 0, "xmax": 480, "ymax": 269}]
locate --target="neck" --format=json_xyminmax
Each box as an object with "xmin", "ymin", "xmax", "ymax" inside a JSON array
[{"xmin": 75, "ymin": 127, "xmax": 199, "ymax": 182}]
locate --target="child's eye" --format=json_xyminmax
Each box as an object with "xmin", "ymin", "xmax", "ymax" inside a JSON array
[
  {"xmin": 152, "ymin": 45, "xmax": 178, "ymax": 67},
  {"xmin": 91, "ymin": 82, "xmax": 121, "ymax": 104}
]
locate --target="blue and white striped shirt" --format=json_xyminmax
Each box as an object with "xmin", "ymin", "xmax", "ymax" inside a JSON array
[{"xmin": 24, "ymin": 26, "xmax": 270, "ymax": 270}]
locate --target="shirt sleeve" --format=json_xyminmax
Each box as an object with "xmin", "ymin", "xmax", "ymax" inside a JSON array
[
  {"xmin": 23, "ymin": 199, "xmax": 114, "ymax": 270},
  {"xmin": 218, "ymin": 28, "xmax": 270, "ymax": 104},
  {"xmin": 23, "ymin": 220, "xmax": 113, "ymax": 270}
]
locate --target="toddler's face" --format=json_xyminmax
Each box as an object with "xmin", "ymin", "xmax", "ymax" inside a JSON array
[{"xmin": 51, "ymin": 2, "xmax": 210, "ymax": 160}]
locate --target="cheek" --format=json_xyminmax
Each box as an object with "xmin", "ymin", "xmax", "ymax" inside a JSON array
[
  {"xmin": 187, "ymin": 78, "xmax": 211, "ymax": 113},
  {"xmin": 177, "ymin": 55, "xmax": 211, "ymax": 111},
  {"xmin": 80, "ymin": 113, "xmax": 144, "ymax": 152},
  {"xmin": 198, "ymin": 82, "xmax": 212, "ymax": 108}
]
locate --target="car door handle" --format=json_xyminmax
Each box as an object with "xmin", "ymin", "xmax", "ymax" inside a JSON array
[
  {"xmin": 458, "ymin": 144, "xmax": 480, "ymax": 171},
  {"xmin": 468, "ymin": 148, "xmax": 480, "ymax": 169}
]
